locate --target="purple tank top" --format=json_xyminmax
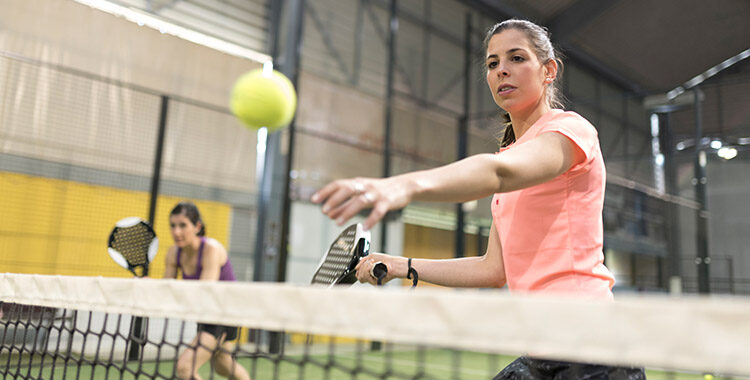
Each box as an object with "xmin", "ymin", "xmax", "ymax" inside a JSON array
[{"xmin": 176, "ymin": 237, "xmax": 236, "ymax": 281}]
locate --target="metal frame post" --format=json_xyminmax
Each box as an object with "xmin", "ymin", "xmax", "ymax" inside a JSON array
[
  {"xmin": 455, "ymin": 12, "xmax": 472, "ymax": 258},
  {"xmin": 379, "ymin": 0, "xmax": 397, "ymax": 252},
  {"xmin": 693, "ymin": 87, "xmax": 710, "ymax": 294},
  {"xmin": 253, "ymin": 0, "xmax": 305, "ymax": 284}
]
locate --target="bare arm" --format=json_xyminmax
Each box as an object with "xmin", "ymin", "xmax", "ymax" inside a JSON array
[
  {"xmin": 313, "ymin": 131, "xmax": 584, "ymax": 230},
  {"xmin": 355, "ymin": 223, "xmax": 506, "ymax": 288},
  {"xmin": 199, "ymin": 239, "xmax": 227, "ymax": 281},
  {"xmin": 163, "ymin": 247, "xmax": 178, "ymax": 279}
]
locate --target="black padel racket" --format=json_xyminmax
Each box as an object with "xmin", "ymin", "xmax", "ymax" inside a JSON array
[
  {"xmin": 107, "ymin": 217, "xmax": 158, "ymax": 277},
  {"xmin": 311, "ymin": 223, "xmax": 384, "ymax": 286}
]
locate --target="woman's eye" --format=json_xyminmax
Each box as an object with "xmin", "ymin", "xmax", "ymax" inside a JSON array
[
  {"xmin": 487, "ymin": 61, "xmax": 498, "ymax": 69},
  {"xmin": 511, "ymin": 55, "xmax": 524, "ymax": 62}
]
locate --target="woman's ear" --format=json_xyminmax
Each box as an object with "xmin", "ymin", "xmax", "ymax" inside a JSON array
[{"xmin": 543, "ymin": 59, "xmax": 559, "ymax": 82}]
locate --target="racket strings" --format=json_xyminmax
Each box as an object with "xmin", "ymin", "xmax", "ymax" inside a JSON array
[
  {"xmin": 312, "ymin": 228, "xmax": 357, "ymax": 285},
  {"xmin": 111, "ymin": 225, "xmax": 154, "ymax": 266}
]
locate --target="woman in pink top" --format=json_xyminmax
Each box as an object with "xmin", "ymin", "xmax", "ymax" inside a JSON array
[
  {"xmin": 312, "ymin": 19, "xmax": 644, "ymax": 379},
  {"xmin": 163, "ymin": 201, "xmax": 250, "ymax": 380}
]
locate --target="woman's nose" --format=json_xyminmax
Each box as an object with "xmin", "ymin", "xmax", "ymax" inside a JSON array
[{"xmin": 494, "ymin": 61, "xmax": 509, "ymax": 76}]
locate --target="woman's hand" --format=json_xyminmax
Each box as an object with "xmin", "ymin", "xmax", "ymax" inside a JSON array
[
  {"xmin": 354, "ymin": 252, "xmax": 407, "ymax": 286},
  {"xmin": 311, "ymin": 176, "xmax": 414, "ymax": 231}
]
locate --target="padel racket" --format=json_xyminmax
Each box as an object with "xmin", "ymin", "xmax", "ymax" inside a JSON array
[
  {"xmin": 107, "ymin": 217, "xmax": 158, "ymax": 277},
  {"xmin": 311, "ymin": 223, "xmax": 386, "ymax": 286}
]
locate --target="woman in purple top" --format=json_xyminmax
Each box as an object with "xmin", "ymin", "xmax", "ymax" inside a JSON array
[{"xmin": 164, "ymin": 201, "xmax": 250, "ymax": 380}]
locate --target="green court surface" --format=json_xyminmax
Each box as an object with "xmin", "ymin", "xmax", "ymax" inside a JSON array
[{"xmin": 3, "ymin": 349, "xmax": 727, "ymax": 379}]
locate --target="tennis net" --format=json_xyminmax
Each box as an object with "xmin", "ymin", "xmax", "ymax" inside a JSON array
[{"xmin": 2, "ymin": 273, "xmax": 749, "ymax": 379}]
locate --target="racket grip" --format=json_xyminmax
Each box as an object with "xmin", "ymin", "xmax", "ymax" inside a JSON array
[{"xmin": 370, "ymin": 261, "xmax": 388, "ymax": 285}]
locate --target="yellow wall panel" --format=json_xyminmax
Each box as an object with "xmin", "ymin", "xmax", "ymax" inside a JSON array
[
  {"xmin": 0, "ymin": 236, "xmax": 59, "ymax": 274},
  {"xmin": 0, "ymin": 171, "xmax": 232, "ymax": 278}
]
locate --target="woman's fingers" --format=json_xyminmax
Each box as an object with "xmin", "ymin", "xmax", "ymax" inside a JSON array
[
  {"xmin": 363, "ymin": 202, "xmax": 389, "ymax": 231},
  {"xmin": 312, "ymin": 180, "xmax": 353, "ymax": 207},
  {"xmin": 354, "ymin": 257, "xmax": 375, "ymax": 284},
  {"xmin": 310, "ymin": 181, "xmax": 336, "ymax": 204},
  {"xmin": 330, "ymin": 192, "xmax": 377, "ymax": 226},
  {"xmin": 355, "ymin": 254, "xmax": 395, "ymax": 285},
  {"xmin": 313, "ymin": 176, "xmax": 407, "ymax": 230},
  {"xmin": 313, "ymin": 179, "xmax": 365, "ymax": 212},
  {"xmin": 312, "ymin": 178, "xmax": 381, "ymax": 228}
]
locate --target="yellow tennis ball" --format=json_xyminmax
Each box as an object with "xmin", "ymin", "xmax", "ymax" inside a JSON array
[
  {"xmin": 230, "ymin": 68, "xmax": 297, "ymax": 131},
  {"xmin": 704, "ymin": 375, "xmax": 714, "ymax": 380}
]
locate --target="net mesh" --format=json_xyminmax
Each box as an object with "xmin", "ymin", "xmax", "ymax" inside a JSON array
[{"xmin": 2, "ymin": 273, "xmax": 749, "ymax": 379}]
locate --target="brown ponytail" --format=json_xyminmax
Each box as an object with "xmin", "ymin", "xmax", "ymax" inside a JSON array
[{"xmin": 499, "ymin": 112, "xmax": 515, "ymax": 147}]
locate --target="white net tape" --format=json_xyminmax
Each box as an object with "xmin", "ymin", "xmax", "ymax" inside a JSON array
[{"xmin": 2, "ymin": 273, "xmax": 749, "ymax": 376}]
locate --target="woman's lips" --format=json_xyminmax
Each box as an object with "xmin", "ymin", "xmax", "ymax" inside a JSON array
[{"xmin": 497, "ymin": 85, "xmax": 516, "ymax": 96}]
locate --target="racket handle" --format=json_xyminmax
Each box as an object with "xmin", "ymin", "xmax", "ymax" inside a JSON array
[{"xmin": 370, "ymin": 262, "xmax": 388, "ymax": 285}]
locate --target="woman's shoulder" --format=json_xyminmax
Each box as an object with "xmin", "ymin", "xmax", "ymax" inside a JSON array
[
  {"xmin": 202, "ymin": 237, "xmax": 227, "ymax": 254},
  {"xmin": 540, "ymin": 109, "xmax": 598, "ymax": 138},
  {"xmin": 200, "ymin": 237, "xmax": 229, "ymax": 265},
  {"xmin": 545, "ymin": 109, "xmax": 593, "ymax": 126}
]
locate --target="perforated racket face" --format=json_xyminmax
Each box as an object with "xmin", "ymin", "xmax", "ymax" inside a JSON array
[
  {"xmin": 108, "ymin": 218, "xmax": 158, "ymax": 276},
  {"xmin": 311, "ymin": 224, "xmax": 369, "ymax": 286}
]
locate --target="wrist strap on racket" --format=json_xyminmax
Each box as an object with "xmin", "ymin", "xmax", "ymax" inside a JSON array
[{"xmin": 406, "ymin": 258, "xmax": 418, "ymax": 288}]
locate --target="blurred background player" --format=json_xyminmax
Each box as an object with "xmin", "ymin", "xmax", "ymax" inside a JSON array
[{"xmin": 163, "ymin": 201, "xmax": 250, "ymax": 380}]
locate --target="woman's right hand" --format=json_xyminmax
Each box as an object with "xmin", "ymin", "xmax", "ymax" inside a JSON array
[{"xmin": 354, "ymin": 252, "xmax": 407, "ymax": 286}]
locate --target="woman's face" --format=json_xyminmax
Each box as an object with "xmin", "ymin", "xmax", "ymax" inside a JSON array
[
  {"xmin": 485, "ymin": 29, "xmax": 551, "ymax": 115},
  {"xmin": 169, "ymin": 213, "xmax": 201, "ymax": 248}
]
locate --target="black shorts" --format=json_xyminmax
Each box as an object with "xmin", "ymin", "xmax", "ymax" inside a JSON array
[
  {"xmin": 197, "ymin": 323, "xmax": 239, "ymax": 341},
  {"xmin": 494, "ymin": 356, "xmax": 646, "ymax": 380}
]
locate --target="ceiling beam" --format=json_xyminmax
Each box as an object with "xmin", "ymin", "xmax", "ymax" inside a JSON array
[
  {"xmin": 455, "ymin": 0, "xmax": 525, "ymax": 20},
  {"xmin": 547, "ymin": 0, "xmax": 621, "ymax": 41},
  {"xmin": 561, "ymin": 43, "xmax": 645, "ymax": 96},
  {"xmin": 369, "ymin": 0, "xmax": 464, "ymax": 47},
  {"xmin": 547, "ymin": 0, "xmax": 645, "ymax": 95}
]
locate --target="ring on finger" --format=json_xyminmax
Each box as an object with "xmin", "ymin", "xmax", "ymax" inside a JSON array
[
  {"xmin": 362, "ymin": 192, "xmax": 375, "ymax": 203},
  {"xmin": 353, "ymin": 182, "xmax": 365, "ymax": 195}
]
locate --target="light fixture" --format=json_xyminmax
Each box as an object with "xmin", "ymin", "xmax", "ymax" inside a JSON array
[
  {"xmin": 72, "ymin": 0, "xmax": 272, "ymax": 64},
  {"xmin": 717, "ymin": 147, "xmax": 738, "ymax": 160}
]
